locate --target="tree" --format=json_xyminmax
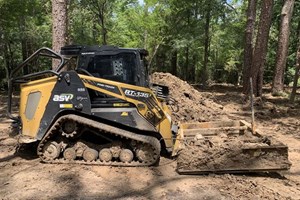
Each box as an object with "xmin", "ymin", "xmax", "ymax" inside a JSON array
[
  {"xmin": 202, "ymin": 0, "xmax": 212, "ymax": 85},
  {"xmin": 250, "ymin": 0, "xmax": 274, "ymax": 96},
  {"xmin": 52, "ymin": 0, "xmax": 68, "ymax": 70},
  {"xmin": 0, "ymin": 0, "xmax": 51, "ymax": 84},
  {"xmin": 290, "ymin": 20, "xmax": 300, "ymax": 102},
  {"xmin": 3, "ymin": 0, "xmax": 298, "ymax": 91},
  {"xmin": 82, "ymin": 0, "xmax": 116, "ymax": 45},
  {"xmin": 171, "ymin": 49, "xmax": 178, "ymax": 76},
  {"xmin": 243, "ymin": 0, "xmax": 257, "ymax": 94},
  {"xmin": 272, "ymin": 0, "xmax": 295, "ymax": 95}
]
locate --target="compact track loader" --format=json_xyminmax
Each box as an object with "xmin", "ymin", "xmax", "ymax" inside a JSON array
[{"xmin": 7, "ymin": 45, "xmax": 291, "ymax": 174}]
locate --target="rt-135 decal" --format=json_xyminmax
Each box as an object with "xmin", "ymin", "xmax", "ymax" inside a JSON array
[{"xmin": 124, "ymin": 89, "xmax": 151, "ymax": 98}]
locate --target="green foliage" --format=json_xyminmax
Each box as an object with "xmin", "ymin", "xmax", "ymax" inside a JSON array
[
  {"xmin": 265, "ymin": 0, "xmax": 300, "ymax": 85},
  {"xmin": 0, "ymin": 0, "xmax": 52, "ymax": 89},
  {"xmin": 0, "ymin": 0, "xmax": 300, "ymax": 90}
]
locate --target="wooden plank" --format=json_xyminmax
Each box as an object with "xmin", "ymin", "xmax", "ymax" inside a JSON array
[
  {"xmin": 240, "ymin": 120, "xmax": 262, "ymax": 136},
  {"xmin": 182, "ymin": 126, "xmax": 247, "ymax": 136},
  {"xmin": 180, "ymin": 120, "xmax": 241, "ymax": 129},
  {"xmin": 177, "ymin": 166, "xmax": 291, "ymax": 175}
]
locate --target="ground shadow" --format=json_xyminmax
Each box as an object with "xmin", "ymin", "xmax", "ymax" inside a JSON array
[
  {"xmin": 49, "ymin": 166, "xmax": 291, "ymax": 200},
  {"xmin": 0, "ymin": 143, "xmax": 38, "ymax": 163}
]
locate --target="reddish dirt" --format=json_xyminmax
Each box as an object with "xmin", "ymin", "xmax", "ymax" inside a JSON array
[{"xmin": 1, "ymin": 73, "xmax": 300, "ymax": 199}]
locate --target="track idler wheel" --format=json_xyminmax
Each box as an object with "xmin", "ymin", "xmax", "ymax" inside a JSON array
[
  {"xmin": 110, "ymin": 144, "xmax": 121, "ymax": 159},
  {"xmin": 83, "ymin": 148, "xmax": 98, "ymax": 162},
  {"xmin": 42, "ymin": 141, "xmax": 61, "ymax": 160},
  {"xmin": 119, "ymin": 149, "xmax": 134, "ymax": 163},
  {"xmin": 136, "ymin": 144, "xmax": 155, "ymax": 163},
  {"xmin": 61, "ymin": 120, "xmax": 77, "ymax": 138},
  {"xmin": 99, "ymin": 148, "xmax": 113, "ymax": 162},
  {"xmin": 63, "ymin": 147, "xmax": 76, "ymax": 161}
]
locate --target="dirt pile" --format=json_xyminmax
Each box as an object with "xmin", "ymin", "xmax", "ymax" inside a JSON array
[
  {"xmin": 176, "ymin": 131, "xmax": 291, "ymax": 173},
  {"xmin": 1, "ymin": 86, "xmax": 300, "ymax": 199},
  {"xmin": 151, "ymin": 72, "xmax": 226, "ymax": 123}
]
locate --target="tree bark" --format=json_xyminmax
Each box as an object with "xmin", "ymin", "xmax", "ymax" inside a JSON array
[
  {"xmin": 185, "ymin": 46, "xmax": 189, "ymax": 81},
  {"xmin": 243, "ymin": 0, "xmax": 257, "ymax": 94},
  {"xmin": 3, "ymin": 43, "xmax": 11, "ymax": 83},
  {"xmin": 148, "ymin": 38, "xmax": 164, "ymax": 70},
  {"xmin": 190, "ymin": 54, "xmax": 196, "ymax": 83},
  {"xmin": 98, "ymin": 4, "xmax": 107, "ymax": 45},
  {"xmin": 52, "ymin": 0, "xmax": 68, "ymax": 70},
  {"xmin": 171, "ymin": 49, "xmax": 177, "ymax": 76},
  {"xmin": 272, "ymin": 0, "xmax": 295, "ymax": 95},
  {"xmin": 20, "ymin": 16, "xmax": 29, "ymax": 75},
  {"xmin": 3, "ymin": 41, "xmax": 14, "ymax": 81},
  {"xmin": 250, "ymin": 0, "xmax": 274, "ymax": 97},
  {"xmin": 290, "ymin": 21, "xmax": 300, "ymax": 102},
  {"xmin": 202, "ymin": 1, "xmax": 211, "ymax": 85}
]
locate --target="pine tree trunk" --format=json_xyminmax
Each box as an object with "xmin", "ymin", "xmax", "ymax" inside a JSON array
[
  {"xmin": 202, "ymin": 2, "xmax": 211, "ymax": 85},
  {"xmin": 250, "ymin": 0, "xmax": 274, "ymax": 97},
  {"xmin": 190, "ymin": 54, "xmax": 196, "ymax": 83},
  {"xmin": 290, "ymin": 49, "xmax": 300, "ymax": 102},
  {"xmin": 20, "ymin": 16, "xmax": 29, "ymax": 75},
  {"xmin": 52, "ymin": 0, "xmax": 68, "ymax": 70},
  {"xmin": 290, "ymin": 21, "xmax": 300, "ymax": 102},
  {"xmin": 3, "ymin": 42, "xmax": 14, "ymax": 80},
  {"xmin": 185, "ymin": 46, "xmax": 189, "ymax": 81},
  {"xmin": 171, "ymin": 49, "xmax": 177, "ymax": 76},
  {"xmin": 99, "ymin": 9, "xmax": 107, "ymax": 45},
  {"xmin": 243, "ymin": 0, "xmax": 257, "ymax": 94},
  {"xmin": 92, "ymin": 21, "xmax": 97, "ymax": 43},
  {"xmin": 272, "ymin": 0, "xmax": 295, "ymax": 95}
]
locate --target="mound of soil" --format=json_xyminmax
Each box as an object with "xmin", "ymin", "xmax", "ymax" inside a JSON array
[
  {"xmin": 151, "ymin": 73, "xmax": 291, "ymax": 174},
  {"xmin": 176, "ymin": 131, "xmax": 291, "ymax": 173},
  {"xmin": 0, "ymin": 83, "xmax": 300, "ymax": 199},
  {"xmin": 151, "ymin": 72, "xmax": 226, "ymax": 123}
]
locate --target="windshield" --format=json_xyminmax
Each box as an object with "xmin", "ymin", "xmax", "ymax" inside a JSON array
[{"xmin": 86, "ymin": 53, "xmax": 137, "ymax": 84}]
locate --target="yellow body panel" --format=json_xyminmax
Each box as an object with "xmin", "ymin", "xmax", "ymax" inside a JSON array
[
  {"xmin": 156, "ymin": 102, "xmax": 173, "ymax": 148},
  {"xmin": 19, "ymin": 73, "xmax": 173, "ymax": 147},
  {"xmin": 80, "ymin": 74, "xmax": 151, "ymax": 116},
  {"xmin": 156, "ymin": 118, "xmax": 173, "ymax": 148},
  {"xmin": 20, "ymin": 76, "xmax": 57, "ymax": 138},
  {"xmin": 79, "ymin": 74, "xmax": 173, "ymax": 147}
]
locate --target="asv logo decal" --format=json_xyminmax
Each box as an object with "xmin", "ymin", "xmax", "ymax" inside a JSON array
[{"xmin": 53, "ymin": 94, "xmax": 74, "ymax": 102}]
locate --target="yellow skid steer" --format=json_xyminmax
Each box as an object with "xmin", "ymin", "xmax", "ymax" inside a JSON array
[{"xmin": 7, "ymin": 45, "xmax": 291, "ymax": 174}]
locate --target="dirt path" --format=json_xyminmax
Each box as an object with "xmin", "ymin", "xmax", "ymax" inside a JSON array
[{"xmin": 1, "ymin": 76, "xmax": 300, "ymax": 199}]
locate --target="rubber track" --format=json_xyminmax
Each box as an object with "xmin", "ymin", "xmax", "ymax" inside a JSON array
[{"xmin": 37, "ymin": 114, "xmax": 161, "ymax": 166}]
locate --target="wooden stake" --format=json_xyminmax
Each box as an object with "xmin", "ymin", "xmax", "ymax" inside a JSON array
[{"xmin": 250, "ymin": 77, "xmax": 255, "ymax": 134}]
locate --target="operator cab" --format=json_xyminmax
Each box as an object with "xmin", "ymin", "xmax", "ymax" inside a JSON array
[
  {"xmin": 60, "ymin": 46, "xmax": 170, "ymax": 130},
  {"xmin": 61, "ymin": 45, "xmax": 150, "ymax": 87},
  {"xmin": 61, "ymin": 45, "xmax": 151, "ymax": 127}
]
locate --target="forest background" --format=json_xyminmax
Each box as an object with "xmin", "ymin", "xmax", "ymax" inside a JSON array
[{"xmin": 0, "ymin": 0, "xmax": 299, "ymax": 100}]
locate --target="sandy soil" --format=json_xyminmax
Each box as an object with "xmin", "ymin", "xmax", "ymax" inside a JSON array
[{"xmin": 1, "ymin": 73, "xmax": 300, "ymax": 199}]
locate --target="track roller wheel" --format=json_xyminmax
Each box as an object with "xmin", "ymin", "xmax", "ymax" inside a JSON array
[
  {"xmin": 136, "ymin": 144, "xmax": 155, "ymax": 163},
  {"xmin": 99, "ymin": 148, "xmax": 113, "ymax": 162},
  {"xmin": 42, "ymin": 141, "xmax": 61, "ymax": 160},
  {"xmin": 63, "ymin": 147, "xmax": 76, "ymax": 161},
  {"xmin": 119, "ymin": 149, "xmax": 134, "ymax": 163},
  {"xmin": 83, "ymin": 148, "xmax": 98, "ymax": 162}
]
